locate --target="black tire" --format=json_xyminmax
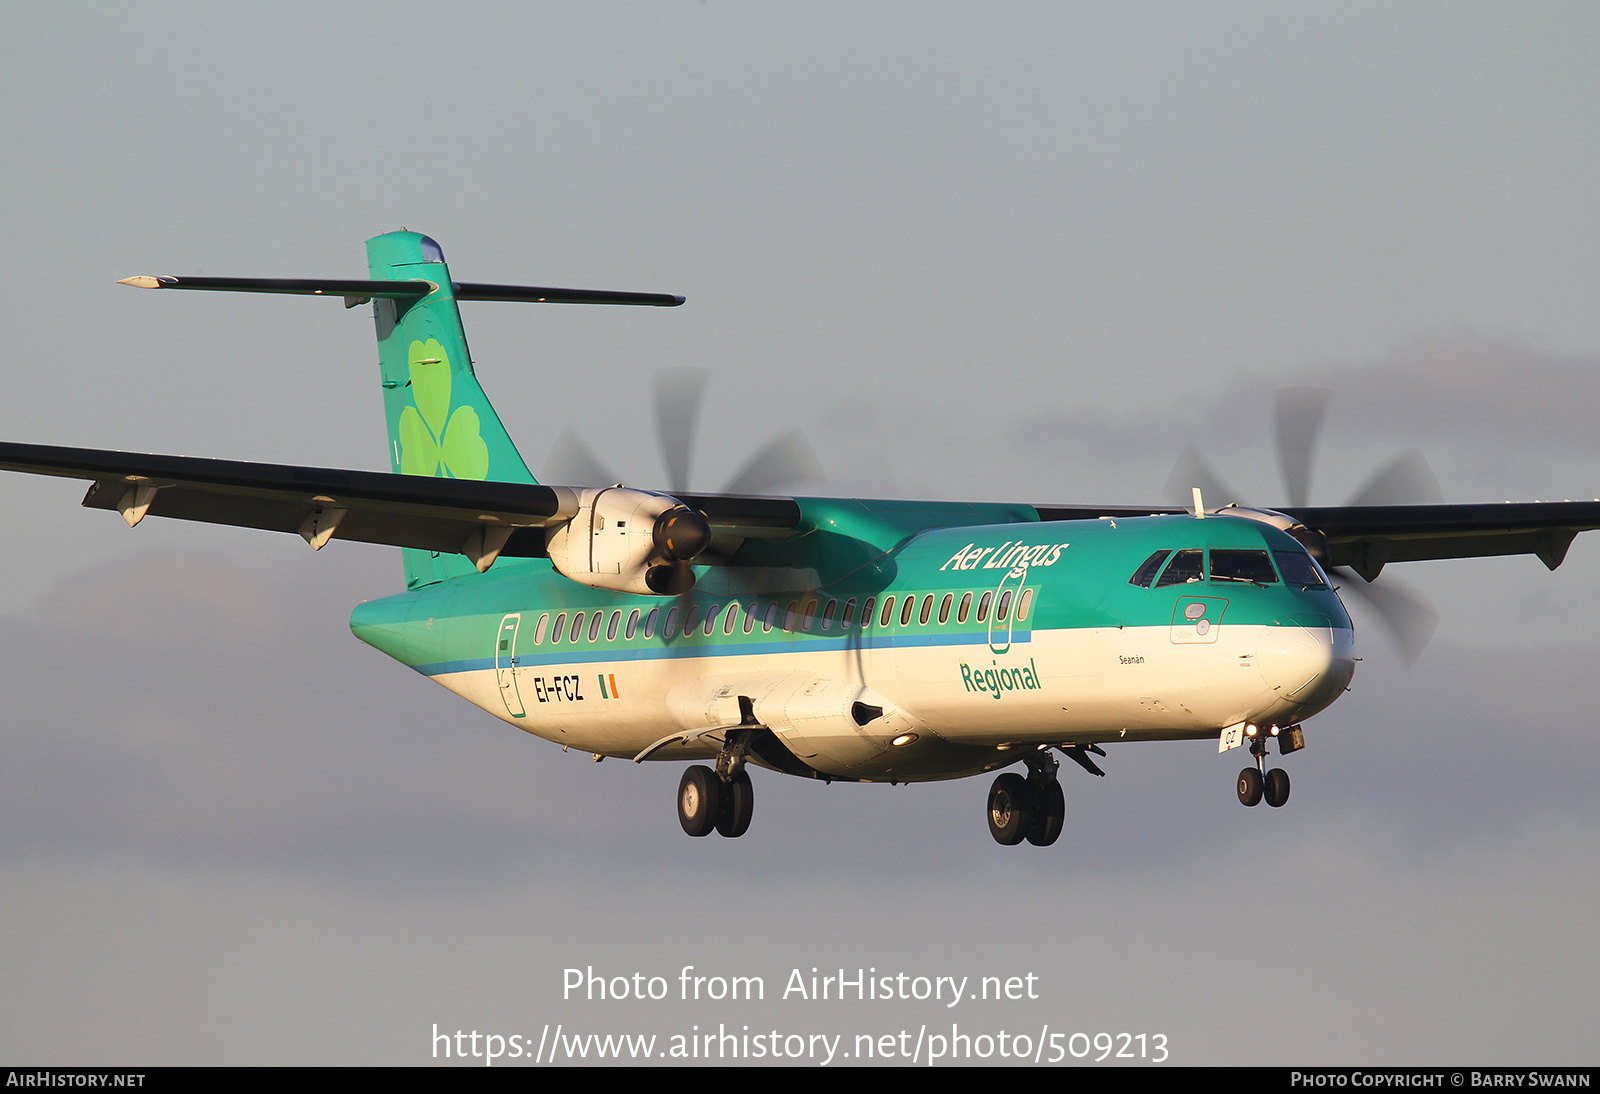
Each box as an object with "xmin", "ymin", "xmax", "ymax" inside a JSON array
[
  {"xmin": 1264, "ymin": 767, "xmax": 1291, "ymax": 808},
  {"xmin": 715, "ymin": 769, "xmax": 755, "ymax": 838},
  {"xmin": 678, "ymin": 765, "xmax": 721, "ymax": 837},
  {"xmin": 987, "ymin": 773, "xmax": 1033, "ymax": 845},
  {"xmin": 1237, "ymin": 767, "xmax": 1264, "ymax": 807},
  {"xmin": 1025, "ymin": 779, "xmax": 1065, "ymax": 847}
]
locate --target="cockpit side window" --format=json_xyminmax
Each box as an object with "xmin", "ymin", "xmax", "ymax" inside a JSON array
[
  {"xmin": 1209, "ymin": 549, "xmax": 1278, "ymax": 585},
  {"xmin": 1274, "ymin": 549, "xmax": 1329, "ymax": 587},
  {"xmin": 1154, "ymin": 549, "xmax": 1205, "ymax": 587},
  {"xmin": 1128, "ymin": 550, "xmax": 1171, "ymax": 588}
]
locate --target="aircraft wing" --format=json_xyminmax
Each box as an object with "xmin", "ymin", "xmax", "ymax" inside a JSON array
[
  {"xmin": 1035, "ymin": 500, "xmax": 1600, "ymax": 580},
  {"xmin": 0, "ymin": 441, "xmax": 800, "ymax": 559},
  {"xmin": 6, "ymin": 439, "xmax": 1593, "ymax": 581},
  {"xmin": 1280, "ymin": 501, "xmax": 1600, "ymax": 578}
]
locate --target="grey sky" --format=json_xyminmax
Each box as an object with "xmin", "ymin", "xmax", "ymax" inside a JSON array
[{"xmin": 2, "ymin": 2, "xmax": 1598, "ymax": 1065}]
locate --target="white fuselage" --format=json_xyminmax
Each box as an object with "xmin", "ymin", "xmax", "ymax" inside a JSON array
[{"xmin": 428, "ymin": 616, "xmax": 1355, "ymax": 782}]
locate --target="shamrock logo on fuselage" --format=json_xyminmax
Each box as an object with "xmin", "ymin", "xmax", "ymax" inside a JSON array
[{"xmin": 397, "ymin": 339, "xmax": 489, "ymax": 480}]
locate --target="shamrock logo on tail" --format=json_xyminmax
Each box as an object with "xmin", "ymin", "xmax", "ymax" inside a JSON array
[{"xmin": 397, "ymin": 339, "xmax": 489, "ymax": 479}]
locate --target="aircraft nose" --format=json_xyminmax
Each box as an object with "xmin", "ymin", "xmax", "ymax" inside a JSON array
[{"xmin": 1257, "ymin": 618, "xmax": 1354, "ymax": 715}]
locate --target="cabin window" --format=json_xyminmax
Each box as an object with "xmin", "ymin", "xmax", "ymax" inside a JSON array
[
  {"xmin": 977, "ymin": 591, "xmax": 991, "ymax": 622},
  {"xmin": 606, "ymin": 611, "xmax": 620, "ymax": 641},
  {"xmin": 996, "ymin": 590, "xmax": 1012, "ymax": 622},
  {"xmin": 1210, "ymin": 549, "xmax": 1278, "ymax": 585},
  {"xmin": 841, "ymin": 598, "xmax": 856, "ymax": 627},
  {"xmin": 1128, "ymin": 550, "xmax": 1171, "ymax": 588},
  {"xmin": 683, "ymin": 605, "xmax": 700, "ymax": 636},
  {"xmin": 704, "ymin": 605, "xmax": 719, "ymax": 636},
  {"xmin": 743, "ymin": 602, "xmax": 757, "ymax": 634},
  {"xmin": 724, "ymin": 604, "xmax": 739, "ymax": 635},
  {"xmin": 1274, "ymin": 550, "xmax": 1329, "ymax": 587},
  {"xmin": 938, "ymin": 593, "xmax": 953, "ymax": 624},
  {"xmin": 860, "ymin": 597, "xmax": 876, "ymax": 627},
  {"xmin": 625, "ymin": 609, "xmax": 640, "ymax": 640},
  {"xmin": 533, "ymin": 613, "xmax": 550, "ymax": 645},
  {"xmin": 551, "ymin": 613, "xmax": 566, "ymax": 644},
  {"xmin": 589, "ymin": 612, "xmax": 603, "ymax": 642},
  {"xmin": 821, "ymin": 599, "xmax": 837, "ymax": 630},
  {"xmin": 1016, "ymin": 588, "xmax": 1034, "ymax": 621},
  {"xmin": 570, "ymin": 612, "xmax": 585, "ymax": 643},
  {"xmin": 802, "ymin": 599, "xmax": 818, "ymax": 631},
  {"xmin": 664, "ymin": 607, "xmax": 678, "ymax": 636},
  {"xmin": 958, "ymin": 592, "xmax": 972, "ymax": 623},
  {"xmin": 764, "ymin": 602, "xmax": 778, "ymax": 632},
  {"xmin": 1154, "ymin": 549, "xmax": 1205, "ymax": 587},
  {"xmin": 784, "ymin": 601, "xmax": 799, "ymax": 631},
  {"xmin": 879, "ymin": 596, "xmax": 895, "ymax": 627},
  {"xmin": 900, "ymin": 596, "xmax": 916, "ymax": 626},
  {"xmin": 919, "ymin": 594, "xmax": 933, "ymax": 625},
  {"xmin": 644, "ymin": 608, "xmax": 658, "ymax": 639}
]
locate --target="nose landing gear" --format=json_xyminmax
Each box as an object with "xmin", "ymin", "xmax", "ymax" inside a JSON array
[
  {"xmin": 1237, "ymin": 766, "xmax": 1264, "ymax": 806},
  {"xmin": 1236, "ymin": 726, "xmax": 1295, "ymax": 808},
  {"xmin": 1263, "ymin": 766, "xmax": 1290, "ymax": 807}
]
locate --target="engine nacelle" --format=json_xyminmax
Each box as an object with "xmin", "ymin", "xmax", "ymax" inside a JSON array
[
  {"xmin": 544, "ymin": 487, "xmax": 711, "ymax": 595},
  {"xmin": 1216, "ymin": 505, "xmax": 1330, "ymax": 562}
]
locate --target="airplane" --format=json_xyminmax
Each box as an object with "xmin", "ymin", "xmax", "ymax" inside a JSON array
[{"xmin": 4, "ymin": 230, "xmax": 1598, "ymax": 847}]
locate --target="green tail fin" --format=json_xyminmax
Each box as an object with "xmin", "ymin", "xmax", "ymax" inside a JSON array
[{"xmin": 365, "ymin": 231, "xmax": 536, "ymax": 588}]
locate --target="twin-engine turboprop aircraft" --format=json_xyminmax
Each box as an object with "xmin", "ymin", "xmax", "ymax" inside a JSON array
[{"xmin": 4, "ymin": 231, "xmax": 1598, "ymax": 846}]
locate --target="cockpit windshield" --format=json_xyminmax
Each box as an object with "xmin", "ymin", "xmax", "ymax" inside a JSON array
[
  {"xmin": 1128, "ymin": 550, "xmax": 1171, "ymax": 588},
  {"xmin": 1134, "ymin": 545, "xmax": 1328, "ymax": 590},
  {"xmin": 1209, "ymin": 548, "xmax": 1278, "ymax": 585},
  {"xmin": 1273, "ymin": 549, "xmax": 1329, "ymax": 587},
  {"xmin": 1154, "ymin": 548, "xmax": 1205, "ymax": 587}
]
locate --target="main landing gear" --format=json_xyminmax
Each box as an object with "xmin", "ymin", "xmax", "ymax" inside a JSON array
[
  {"xmin": 987, "ymin": 750, "xmax": 1066, "ymax": 847},
  {"xmin": 677, "ymin": 729, "xmax": 756, "ymax": 838},
  {"xmin": 1236, "ymin": 725, "xmax": 1299, "ymax": 808}
]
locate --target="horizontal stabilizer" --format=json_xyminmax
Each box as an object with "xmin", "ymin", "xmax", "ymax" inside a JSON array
[
  {"xmin": 117, "ymin": 276, "xmax": 433, "ymax": 300},
  {"xmin": 117, "ymin": 276, "xmax": 684, "ymax": 307},
  {"xmin": 453, "ymin": 283, "xmax": 683, "ymax": 306}
]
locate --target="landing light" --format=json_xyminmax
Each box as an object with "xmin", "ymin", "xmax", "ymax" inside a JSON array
[
  {"xmin": 1245, "ymin": 724, "xmax": 1258, "ymax": 737},
  {"xmin": 892, "ymin": 733, "xmax": 918, "ymax": 747}
]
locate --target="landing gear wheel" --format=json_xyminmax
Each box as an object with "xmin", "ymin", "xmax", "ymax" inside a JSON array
[
  {"xmin": 987, "ymin": 773, "xmax": 1034, "ymax": 845},
  {"xmin": 678, "ymin": 765, "xmax": 722, "ymax": 837},
  {"xmin": 1263, "ymin": 767, "xmax": 1290, "ymax": 808},
  {"xmin": 715, "ymin": 768, "xmax": 755, "ymax": 838},
  {"xmin": 1237, "ymin": 767, "xmax": 1264, "ymax": 807},
  {"xmin": 1025, "ymin": 778, "xmax": 1065, "ymax": 847}
]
